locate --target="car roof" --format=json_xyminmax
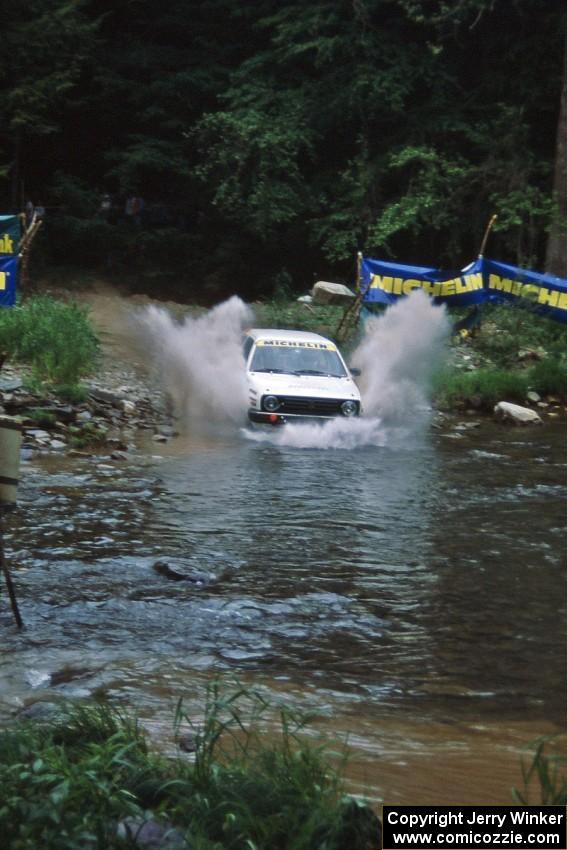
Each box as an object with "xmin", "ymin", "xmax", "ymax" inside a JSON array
[{"xmin": 245, "ymin": 328, "xmax": 335, "ymax": 345}]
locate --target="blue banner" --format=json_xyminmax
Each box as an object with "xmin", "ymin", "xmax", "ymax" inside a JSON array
[
  {"xmin": 0, "ymin": 256, "xmax": 17, "ymax": 306},
  {"xmin": 361, "ymin": 255, "xmax": 567, "ymax": 323},
  {"xmin": 0, "ymin": 215, "xmax": 19, "ymax": 306},
  {"xmin": 0, "ymin": 215, "xmax": 20, "ymax": 256}
]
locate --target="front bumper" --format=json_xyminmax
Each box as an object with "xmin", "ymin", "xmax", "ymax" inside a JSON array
[
  {"xmin": 248, "ymin": 394, "xmax": 361, "ymax": 426},
  {"xmin": 248, "ymin": 410, "xmax": 357, "ymax": 426}
]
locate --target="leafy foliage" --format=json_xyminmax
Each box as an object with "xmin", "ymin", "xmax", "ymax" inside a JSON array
[
  {"xmin": 0, "ymin": 295, "xmax": 100, "ymax": 389},
  {"xmin": 529, "ymin": 358, "xmax": 567, "ymax": 396},
  {"xmin": 457, "ymin": 303, "xmax": 567, "ymax": 368},
  {"xmin": 0, "ymin": 1, "xmax": 565, "ymax": 297},
  {"xmin": 434, "ymin": 367, "xmax": 530, "ymax": 411},
  {"xmin": 0, "ymin": 0, "xmax": 97, "ymax": 204},
  {"xmin": 0, "ymin": 685, "xmax": 381, "ymax": 850}
]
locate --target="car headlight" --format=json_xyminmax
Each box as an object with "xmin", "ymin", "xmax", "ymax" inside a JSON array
[
  {"xmin": 262, "ymin": 395, "xmax": 280, "ymax": 412},
  {"xmin": 341, "ymin": 400, "xmax": 358, "ymax": 417}
]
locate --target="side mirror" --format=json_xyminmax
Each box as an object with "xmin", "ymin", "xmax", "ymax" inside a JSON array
[{"xmin": 349, "ymin": 367, "xmax": 361, "ymax": 377}]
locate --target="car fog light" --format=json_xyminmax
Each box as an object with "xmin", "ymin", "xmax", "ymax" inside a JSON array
[
  {"xmin": 263, "ymin": 395, "xmax": 280, "ymax": 412},
  {"xmin": 341, "ymin": 400, "xmax": 358, "ymax": 417}
]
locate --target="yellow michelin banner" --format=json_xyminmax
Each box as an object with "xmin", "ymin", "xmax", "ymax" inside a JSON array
[
  {"xmin": 361, "ymin": 255, "xmax": 567, "ymax": 323},
  {"xmin": 0, "ymin": 214, "xmax": 20, "ymax": 307}
]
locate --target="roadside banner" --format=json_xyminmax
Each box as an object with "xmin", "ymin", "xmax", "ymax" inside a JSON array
[
  {"xmin": 0, "ymin": 215, "xmax": 19, "ymax": 307},
  {"xmin": 0, "ymin": 215, "xmax": 20, "ymax": 256},
  {"xmin": 0, "ymin": 257, "xmax": 17, "ymax": 306},
  {"xmin": 482, "ymin": 257, "xmax": 567, "ymax": 324},
  {"xmin": 361, "ymin": 255, "xmax": 567, "ymax": 323}
]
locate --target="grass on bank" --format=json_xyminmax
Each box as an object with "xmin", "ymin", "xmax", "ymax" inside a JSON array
[
  {"xmin": 0, "ymin": 295, "xmax": 100, "ymax": 395},
  {"xmin": 434, "ymin": 358, "xmax": 567, "ymax": 411},
  {"xmin": 472, "ymin": 304, "xmax": 567, "ymax": 364},
  {"xmin": 514, "ymin": 736, "xmax": 567, "ymax": 805},
  {"xmin": 0, "ymin": 682, "xmax": 380, "ymax": 850},
  {"xmin": 434, "ymin": 368, "xmax": 529, "ymax": 411}
]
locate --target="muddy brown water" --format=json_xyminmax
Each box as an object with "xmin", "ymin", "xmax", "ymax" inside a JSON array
[
  {"xmin": 1, "ymin": 416, "xmax": 567, "ymax": 806},
  {"xmin": 1, "ymin": 287, "xmax": 566, "ymax": 805}
]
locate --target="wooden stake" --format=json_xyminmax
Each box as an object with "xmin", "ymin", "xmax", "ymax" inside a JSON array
[
  {"xmin": 335, "ymin": 252, "xmax": 366, "ymax": 343},
  {"xmin": 18, "ymin": 213, "xmax": 43, "ymax": 290},
  {"xmin": 0, "ymin": 511, "xmax": 23, "ymax": 629},
  {"xmin": 478, "ymin": 213, "xmax": 498, "ymax": 258}
]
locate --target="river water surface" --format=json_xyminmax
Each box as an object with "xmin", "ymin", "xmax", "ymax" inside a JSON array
[{"xmin": 2, "ymin": 415, "xmax": 567, "ymax": 805}]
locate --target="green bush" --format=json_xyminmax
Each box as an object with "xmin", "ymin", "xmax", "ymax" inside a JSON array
[
  {"xmin": 0, "ymin": 684, "xmax": 380, "ymax": 850},
  {"xmin": 0, "ymin": 296, "xmax": 100, "ymax": 390},
  {"xmin": 435, "ymin": 368, "xmax": 529, "ymax": 411},
  {"xmin": 25, "ymin": 408, "xmax": 57, "ymax": 427},
  {"xmin": 0, "ymin": 705, "xmax": 152, "ymax": 850},
  {"xmin": 53, "ymin": 384, "xmax": 90, "ymax": 404},
  {"xmin": 68, "ymin": 421, "xmax": 108, "ymax": 448},
  {"xmin": 449, "ymin": 304, "xmax": 567, "ymax": 368},
  {"xmin": 527, "ymin": 358, "xmax": 567, "ymax": 397},
  {"xmin": 472, "ymin": 328, "xmax": 520, "ymax": 367}
]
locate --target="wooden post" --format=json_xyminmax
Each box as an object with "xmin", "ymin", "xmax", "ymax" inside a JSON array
[
  {"xmin": 335, "ymin": 251, "xmax": 366, "ymax": 343},
  {"xmin": 356, "ymin": 250, "xmax": 362, "ymax": 291},
  {"xmin": 335, "ymin": 252, "xmax": 366, "ymax": 344},
  {"xmin": 478, "ymin": 213, "xmax": 498, "ymax": 258},
  {"xmin": 18, "ymin": 212, "xmax": 42, "ymax": 290},
  {"xmin": 0, "ymin": 511, "xmax": 23, "ymax": 629}
]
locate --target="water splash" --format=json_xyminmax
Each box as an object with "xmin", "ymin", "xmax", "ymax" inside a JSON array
[
  {"xmin": 135, "ymin": 290, "xmax": 448, "ymax": 448},
  {"xmin": 134, "ymin": 296, "xmax": 252, "ymax": 426},
  {"xmin": 244, "ymin": 416, "xmax": 389, "ymax": 450},
  {"xmin": 246, "ymin": 291, "xmax": 449, "ymax": 449},
  {"xmin": 352, "ymin": 290, "xmax": 450, "ymax": 424}
]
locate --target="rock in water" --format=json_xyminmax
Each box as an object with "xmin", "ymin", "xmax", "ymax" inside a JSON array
[
  {"xmin": 494, "ymin": 401, "xmax": 543, "ymax": 425},
  {"xmin": 152, "ymin": 559, "xmax": 215, "ymax": 585}
]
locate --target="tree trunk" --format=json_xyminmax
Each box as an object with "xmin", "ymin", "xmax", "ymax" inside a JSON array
[{"xmin": 546, "ymin": 23, "xmax": 567, "ymax": 276}]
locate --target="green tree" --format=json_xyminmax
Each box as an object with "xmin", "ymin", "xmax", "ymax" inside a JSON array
[
  {"xmin": 1, "ymin": 0, "xmax": 564, "ymax": 297},
  {"xmin": 546, "ymin": 21, "xmax": 567, "ymax": 276},
  {"xmin": 195, "ymin": 0, "xmax": 565, "ymax": 278},
  {"xmin": 0, "ymin": 0, "xmax": 96, "ymax": 208}
]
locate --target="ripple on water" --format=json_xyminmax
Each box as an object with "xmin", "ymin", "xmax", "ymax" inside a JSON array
[{"xmin": 2, "ymin": 427, "xmax": 567, "ymax": 788}]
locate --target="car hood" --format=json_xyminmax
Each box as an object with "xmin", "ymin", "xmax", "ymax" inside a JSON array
[{"xmin": 248, "ymin": 371, "xmax": 361, "ymax": 401}]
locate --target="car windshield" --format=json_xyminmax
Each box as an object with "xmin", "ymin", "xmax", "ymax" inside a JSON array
[{"xmin": 250, "ymin": 342, "xmax": 348, "ymax": 377}]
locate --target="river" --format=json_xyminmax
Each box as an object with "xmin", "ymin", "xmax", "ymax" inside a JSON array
[{"xmin": 1, "ymin": 413, "xmax": 566, "ymax": 806}]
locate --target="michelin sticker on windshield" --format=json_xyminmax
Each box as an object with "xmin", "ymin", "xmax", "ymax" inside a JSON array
[{"xmin": 257, "ymin": 339, "xmax": 336, "ymax": 350}]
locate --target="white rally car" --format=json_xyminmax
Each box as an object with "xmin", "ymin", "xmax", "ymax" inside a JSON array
[{"xmin": 243, "ymin": 328, "xmax": 362, "ymax": 426}]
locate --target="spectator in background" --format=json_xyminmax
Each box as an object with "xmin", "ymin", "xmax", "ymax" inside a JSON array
[
  {"xmin": 99, "ymin": 193, "xmax": 112, "ymax": 219},
  {"xmin": 125, "ymin": 194, "xmax": 144, "ymax": 226},
  {"xmin": 25, "ymin": 199, "xmax": 34, "ymax": 228},
  {"xmin": 35, "ymin": 202, "xmax": 45, "ymax": 221}
]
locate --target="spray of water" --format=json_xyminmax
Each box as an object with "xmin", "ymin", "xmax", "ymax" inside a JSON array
[
  {"xmin": 352, "ymin": 289, "xmax": 450, "ymax": 424},
  {"xmin": 134, "ymin": 290, "xmax": 448, "ymax": 449},
  {"xmin": 246, "ymin": 290, "xmax": 449, "ymax": 449},
  {"xmin": 133, "ymin": 295, "xmax": 252, "ymax": 427},
  {"xmin": 244, "ymin": 415, "xmax": 391, "ymax": 449}
]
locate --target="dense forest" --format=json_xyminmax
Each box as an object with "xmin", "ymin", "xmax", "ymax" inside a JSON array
[{"xmin": 1, "ymin": 0, "xmax": 566, "ymax": 301}]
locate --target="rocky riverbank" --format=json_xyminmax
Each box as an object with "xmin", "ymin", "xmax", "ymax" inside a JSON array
[
  {"xmin": 1, "ymin": 353, "xmax": 564, "ymax": 460},
  {"xmin": 2, "ymin": 285, "xmax": 566, "ymax": 452},
  {"xmin": 445, "ymin": 335, "xmax": 567, "ymax": 423},
  {"xmin": 0, "ymin": 359, "xmax": 171, "ymax": 458}
]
